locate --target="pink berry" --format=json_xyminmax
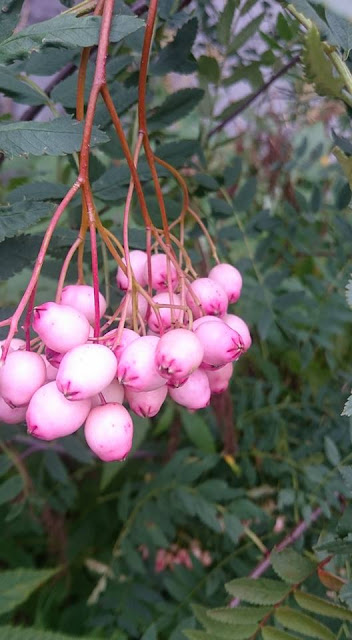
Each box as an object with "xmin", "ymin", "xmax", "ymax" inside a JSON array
[
  {"xmin": 145, "ymin": 253, "xmax": 178, "ymax": 292},
  {"xmin": 194, "ymin": 320, "xmax": 243, "ymax": 368},
  {"xmin": 208, "ymin": 263, "xmax": 242, "ymax": 303},
  {"xmin": 60, "ymin": 285, "xmax": 107, "ymax": 325},
  {"xmin": 26, "ymin": 382, "xmax": 91, "ymax": 440},
  {"xmin": 91, "ymin": 379, "xmax": 124, "ymax": 407},
  {"xmin": 169, "ymin": 369, "xmax": 210, "ymax": 410},
  {"xmin": 123, "ymin": 292, "xmax": 148, "ymax": 322},
  {"xmin": 192, "ymin": 315, "xmax": 223, "ymax": 330},
  {"xmin": 155, "ymin": 328, "xmax": 204, "ymax": 384},
  {"xmin": 117, "ymin": 336, "xmax": 166, "ymax": 391},
  {"xmin": 126, "ymin": 385, "xmax": 167, "ymax": 418},
  {"xmin": 0, "ymin": 351, "xmax": 46, "ymax": 407},
  {"xmin": 0, "ymin": 338, "xmax": 26, "ymax": 356},
  {"xmin": 41, "ymin": 355, "xmax": 58, "ymax": 381},
  {"xmin": 32, "ymin": 302, "xmax": 90, "ymax": 353},
  {"xmin": 56, "ymin": 344, "xmax": 117, "ymax": 400},
  {"xmin": 103, "ymin": 328, "xmax": 140, "ymax": 362},
  {"xmin": 206, "ymin": 363, "xmax": 233, "ymax": 393},
  {"xmin": 223, "ymin": 313, "xmax": 252, "ymax": 350},
  {"xmin": 0, "ymin": 396, "xmax": 27, "ymax": 424},
  {"xmin": 148, "ymin": 292, "xmax": 182, "ymax": 333},
  {"xmin": 84, "ymin": 403, "xmax": 134, "ymax": 461},
  {"xmin": 116, "ymin": 250, "xmax": 147, "ymax": 290},
  {"xmin": 186, "ymin": 278, "xmax": 228, "ymax": 319}
]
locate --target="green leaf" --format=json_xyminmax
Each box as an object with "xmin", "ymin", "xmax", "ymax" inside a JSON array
[
  {"xmin": 324, "ymin": 435, "xmax": 340, "ymax": 466},
  {"xmin": 228, "ymin": 13, "xmax": 265, "ymax": 54},
  {"xmin": 151, "ymin": 18, "xmax": 197, "ymax": 75},
  {"xmin": 262, "ymin": 628, "xmax": 301, "ymax": 640},
  {"xmin": 192, "ymin": 604, "xmax": 258, "ymax": 639},
  {"xmin": 233, "ymin": 177, "xmax": 257, "ymax": 210},
  {"xmin": 183, "ymin": 631, "xmax": 221, "ymax": 640},
  {"xmin": 0, "ymin": 67, "xmax": 45, "ymax": 105},
  {"xmin": 275, "ymin": 606, "xmax": 335, "ymax": 640},
  {"xmin": 0, "ymin": 14, "xmax": 143, "ymax": 64},
  {"xmin": 198, "ymin": 56, "xmax": 220, "ymax": 84},
  {"xmin": 180, "ymin": 409, "xmax": 216, "ymax": 454},
  {"xmin": 294, "ymin": 590, "xmax": 352, "ymax": 621},
  {"xmin": 345, "ymin": 277, "xmax": 352, "ymax": 309},
  {"xmin": 223, "ymin": 512, "xmax": 244, "ymax": 543},
  {"xmin": 100, "ymin": 416, "xmax": 150, "ymax": 490},
  {"xmin": 271, "ymin": 549, "xmax": 316, "ymax": 584},
  {"xmin": 0, "ymin": 568, "xmax": 58, "ymax": 615},
  {"xmin": 148, "ymin": 88, "xmax": 204, "ymax": 131},
  {"xmin": 0, "ymin": 627, "xmax": 93, "ymax": 640},
  {"xmin": 217, "ymin": 0, "xmax": 239, "ymax": 46},
  {"xmin": 334, "ymin": 147, "xmax": 352, "ymax": 189},
  {"xmin": 0, "ymin": 475, "xmax": 23, "ymax": 506},
  {"xmin": 326, "ymin": 9, "xmax": 352, "ymax": 56},
  {"xmin": 8, "ymin": 181, "xmax": 68, "ymax": 203},
  {"xmin": 0, "ymin": 201, "xmax": 53, "ymax": 242},
  {"xmin": 0, "ymin": 0, "xmax": 24, "ymax": 41},
  {"xmin": 225, "ymin": 578, "xmax": 289, "ymax": 604},
  {"xmin": 0, "ymin": 116, "xmax": 108, "ymax": 157},
  {"xmin": 176, "ymin": 488, "xmax": 221, "ymax": 532},
  {"xmin": 0, "ymin": 235, "xmax": 42, "ymax": 280},
  {"xmin": 276, "ymin": 13, "xmax": 293, "ymax": 41},
  {"xmin": 43, "ymin": 451, "xmax": 69, "ymax": 485},
  {"xmin": 302, "ymin": 24, "xmax": 344, "ymax": 99},
  {"xmin": 208, "ymin": 605, "xmax": 270, "ymax": 624},
  {"xmin": 339, "ymin": 466, "xmax": 352, "ymax": 493}
]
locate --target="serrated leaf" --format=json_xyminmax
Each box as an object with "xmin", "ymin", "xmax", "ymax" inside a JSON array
[
  {"xmin": 262, "ymin": 628, "xmax": 301, "ymax": 640},
  {"xmin": 183, "ymin": 631, "xmax": 221, "ymax": 640},
  {"xmin": 192, "ymin": 605, "xmax": 258, "ymax": 639},
  {"xmin": 0, "ymin": 14, "xmax": 143, "ymax": 64},
  {"xmin": 0, "ymin": 626, "xmax": 93, "ymax": 640},
  {"xmin": 148, "ymin": 88, "xmax": 204, "ymax": 131},
  {"xmin": 228, "ymin": 13, "xmax": 264, "ymax": 54},
  {"xmin": 180, "ymin": 409, "xmax": 216, "ymax": 454},
  {"xmin": 0, "ymin": 0, "xmax": 24, "ymax": 41},
  {"xmin": 8, "ymin": 182, "xmax": 68, "ymax": 203},
  {"xmin": 0, "ymin": 568, "xmax": 58, "ymax": 615},
  {"xmin": 302, "ymin": 24, "xmax": 344, "ymax": 99},
  {"xmin": 295, "ymin": 590, "xmax": 352, "ymax": 621},
  {"xmin": 334, "ymin": 147, "xmax": 352, "ymax": 189},
  {"xmin": 208, "ymin": 605, "xmax": 270, "ymax": 624},
  {"xmin": 185, "ymin": 627, "xmax": 255, "ymax": 640},
  {"xmin": 271, "ymin": 549, "xmax": 316, "ymax": 584},
  {"xmin": 275, "ymin": 606, "xmax": 335, "ymax": 640},
  {"xmin": 225, "ymin": 578, "xmax": 289, "ymax": 604},
  {"xmin": 0, "ymin": 67, "xmax": 45, "ymax": 105},
  {"xmin": 326, "ymin": 9, "xmax": 352, "ymax": 56},
  {"xmin": 217, "ymin": 0, "xmax": 239, "ymax": 46},
  {"xmin": 198, "ymin": 56, "xmax": 220, "ymax": 84},
  {"xmin": 0, "ymin": 116, "xmax": 108, "ymax": 157},
  {"xmin": 0, "ymin": 201, "xmax": 53, "ymax": 242},
  {"xmin": 324, "ymin": 436, "xmax": 340, "ymax": 466},
  {"xmin": 151, "ymin": 18, "xmax": 197, "ymax": 75},
  {"xmin": 0, "ymin": 234, "xmax": 42, "ymax": 280},
  {"xmin": 176, "ymin": 488, "xmax": 221, "ymax": 532},
  {"xmin": 0, "ymin": 475, "xmax": 23, "ymax": 506}
]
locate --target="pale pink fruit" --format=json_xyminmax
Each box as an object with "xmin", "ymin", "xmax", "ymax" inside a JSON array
[
  {"xmin": 41, "ymin": 355, "xmax": 58, "ymax": 381},
  {"xmin": 91, "ymin": 379, "xmax": 124, "ymax": 407},
  {"xmin": 103, "ymin": 327, "xmax": 139, "ymax": 361},
  {"xmin": 208, "ymin": 263, "xmax": 242, "ymax": 303},
  {"xmin": 116, "ymin": 250, "xmax": 147, "ymax": 290},
  {"xmin": 0, "ymin": 351, "xmax": 46, "ymax": 407},
  {"xmin": 0, "ymin": 397, "xmax": 27, "ymax": 424},
  {"xmin": 192, "ymin": 315, "xmax": 223, "ymax": 330},
  {"xmin": 0, "ymin": 338, "xmax": 26, "ymax": 356},
  {"xmin": 206, "ymin": 363, "xmax": 233, "ymax": 393},
  {"xmin": 84, "ymin": 403, "xmax": 134, "ymax": 461},
  {"xmin": 45, "ymin": 347, "xmax": 63, "ymax": 369},
  {"xmin": 155, "ymin": 328, "xmax": 204, "ymax": 385},
  {"xmin": 169, "ymin": 369, "xmax": 210, "ymax": 410},
  {"xmin": 117, "ymin": 336, "xmax": 166, "ymax": 391},
  {"xmin": 145, "ymin": 253, "xmax": 178, "ymax": 292},
  {"xmin": 148, "ymin": 292, "xmax": 182, "ymax": 333},
  {"xmin": 194, "ymin": 320, "xmax": 243, "ymax": 368},
  {"xmin": 186, "ymin": 278, "xmax": 228, "ymax": 319},
  {"xmin": 56, "ymin": 344, "xmax": 117, "ymax": 400},
  {"xmin": 126, "ymin": 386, "xmax": 167, "ymax": 418},
  {"xmin": 32, "ymin": 302, "xmax": 90, "ymax": 353},
  {"xmin": 123, "ymin": 292, "xmax": 148, "ymax": 322},
  {"xmin": 223, "ymin": 313, "xmax": 252, "ymax": 350},
  {"xmin": 26, "ymin": 382, "xmax": 91, "ymax": 440},
  {"xmin": 60, "ymin": 285, "xmax": 107, "ymax": 325}
]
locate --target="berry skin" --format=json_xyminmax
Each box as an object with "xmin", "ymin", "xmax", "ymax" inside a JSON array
[
  {"xmin": 103, "ymin": 328, "xmax": 140, "ymax": 362},
  {"xmin": 0, "ymin": 350, "xmax": 46, "ymax": 407},
  {"xmin": 208, "ymin": 263, "xmax": 242, "ymax": 303},
  {"xmin": 223, "ymin": 313, "xmax": 252, "ymax": 350},
  {"xmin": 117, "ymin": 336, "xmax": 166, "ymax": 392},
  {"xmin": 60, "ymin": 285, "xmax": 107, "ymax": 325},
  {"xmin": 186, "ymin": 277, "xmax": 228, "ymax": 319},
  {"xmin": 0, "ymin": 397, "xmax": 27, "ymax": 424},
  {"xmin": 84, "ymin": 403, "xmax": 134, "ymax": 461},
  {"xmin": 144, "ymin": 253, "xmax": 178, "ymax": 292},
  {"xmin": 148, "ymin": 292, "xmax": 182, "ymax": 333},
  {"xmin": 91, "ymin": 379, "xmax": 124, "ymax": 407},
  {"xmin": 26, "ymin": 382, "xmax": 91, "ymax": 440},
  {"xmin": 32, "ymin": 301, "xmax": 90, "ymax": 353},
  {"xmin": 194, "ymin": 320, "xmax": 243, "ymax": 368},
  {"xmin": 41, "ymin": 355, "xmax": 58, "ymax": 381},
  {"xmin": 155, "ymin": 328, "xmax": 204, "ymax": 385},
  {"xmin": 56, "ymin": 344, "xmax": 117, "ymax": 400},
  {"xmin": 192, "ymin": 315, "xmax": 223, "ymax": 330},
  {"xmin": 0, "ymin": 338, "xmax": 26, "ymax": 357},
  {"xmin": 206, "ymin": 362, "xmax": 233, "ymax": 393},
  {"xmin": 169, "ymin": 369, "xmax": 210, "ymax": 410},
  {"xmin": 126, "ymin": 385, "xmax": 167, "ymax": 418},
  {"xmin": 116, "ymin": 250, "xmax": 147, "ymax": 290}
]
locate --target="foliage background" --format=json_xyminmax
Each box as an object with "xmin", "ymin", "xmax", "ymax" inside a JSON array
[{"xmin": 1, "ymin": 0, "xmax": 352, "ymax": 638}]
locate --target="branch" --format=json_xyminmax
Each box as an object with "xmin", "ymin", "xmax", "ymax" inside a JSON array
[
  {"xmin": 230, "ymin": 505, "xmax": 323, "ymax": 607},
  {"xmin": 208, "ymin": 55, "xmax": 300, "ymax": 139}
]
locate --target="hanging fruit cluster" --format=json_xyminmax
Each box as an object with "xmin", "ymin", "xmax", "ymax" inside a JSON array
[{"xmin": 0, "ymin": 0, "xmax": 251, "ymax": 462}]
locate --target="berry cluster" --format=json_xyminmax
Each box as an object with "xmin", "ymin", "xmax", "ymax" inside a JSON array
[{"xmin": 0, "ymin": 253, "xmax": 250, "ymax": 462}]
